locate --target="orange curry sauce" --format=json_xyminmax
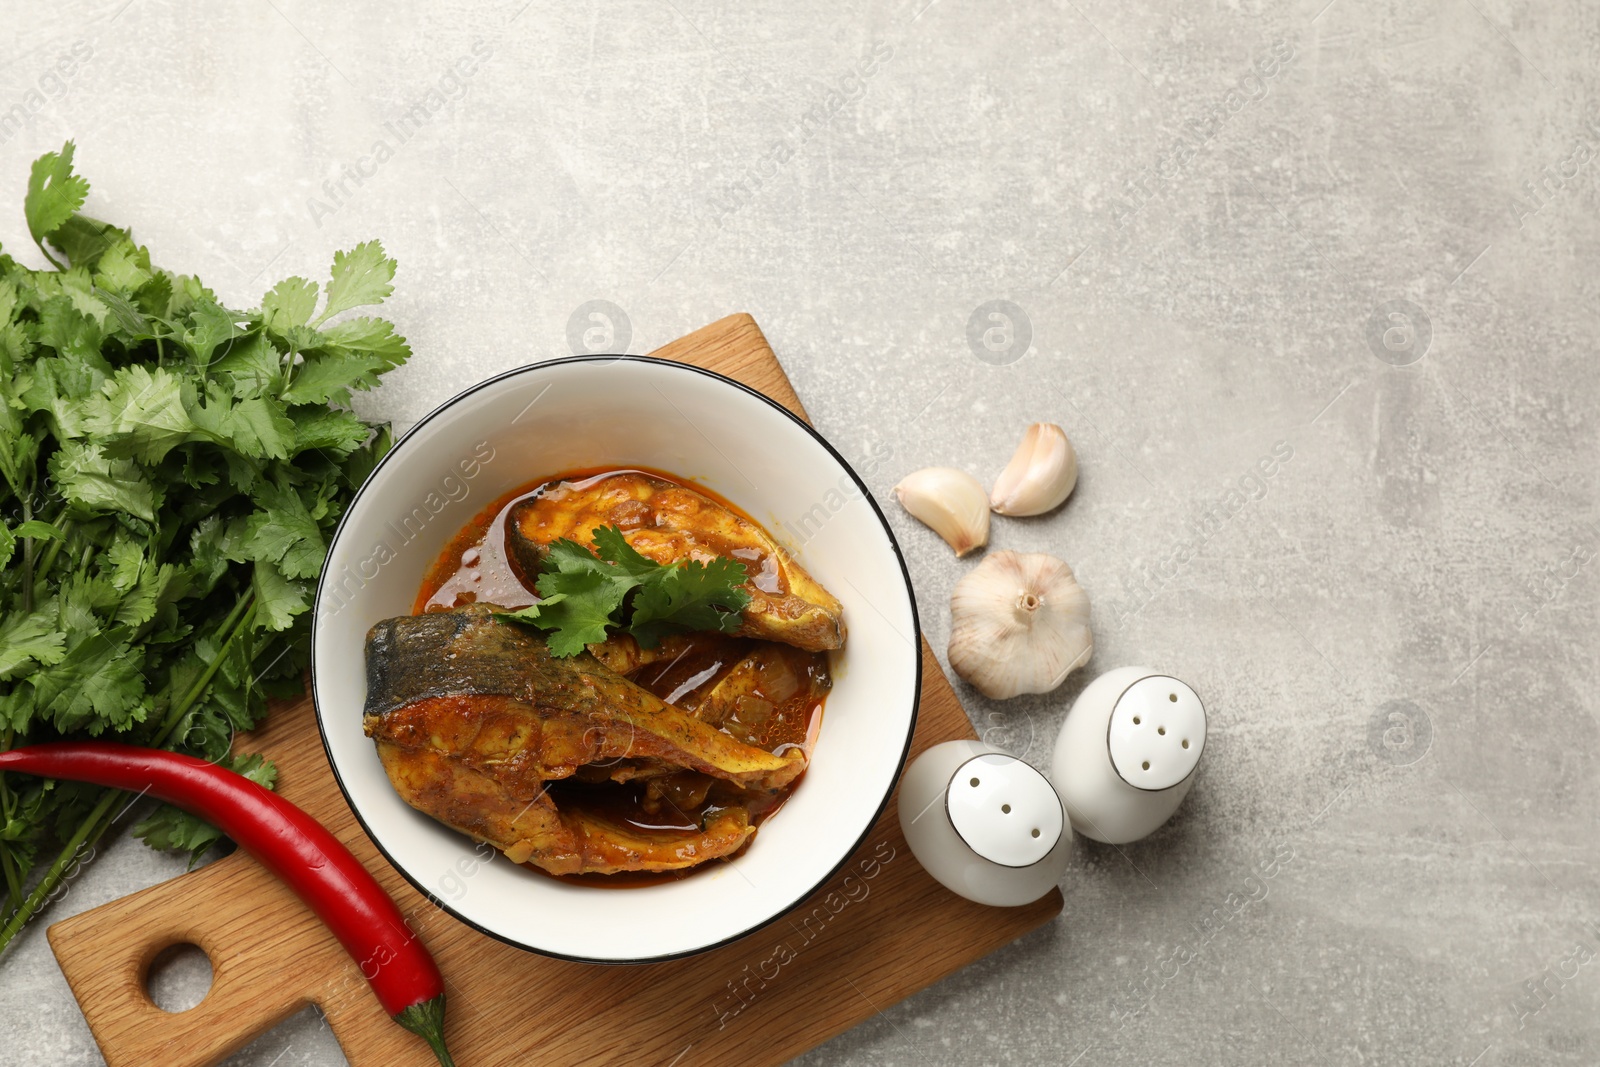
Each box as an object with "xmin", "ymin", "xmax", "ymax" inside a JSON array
[{"xmin": 412, "ymin": 467, "xmax": 829, "ymax": 885}]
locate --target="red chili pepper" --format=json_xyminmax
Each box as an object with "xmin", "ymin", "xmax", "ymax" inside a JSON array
[{"xmin": 0, "ymin": 743, "xmax": 456, "ymax": 1067}]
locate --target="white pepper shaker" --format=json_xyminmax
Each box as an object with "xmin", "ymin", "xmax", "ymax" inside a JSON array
[
  {"xmin": 897, "ymin": 739, "xmax": 1071, "ymax": 906},
  {"xmin": 1052, "ymin": 666, "xmax": 1207, "ymax": 844}
]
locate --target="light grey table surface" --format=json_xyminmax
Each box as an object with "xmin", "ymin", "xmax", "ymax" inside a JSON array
[{"xmin": 2, "ymin": 0, "xmax": 1597, "ymax": 1064}]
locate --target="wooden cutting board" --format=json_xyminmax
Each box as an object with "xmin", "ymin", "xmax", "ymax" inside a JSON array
[{"xmin": 46, "ymin": 314, "xmax": 1063, "ymax": 1067}]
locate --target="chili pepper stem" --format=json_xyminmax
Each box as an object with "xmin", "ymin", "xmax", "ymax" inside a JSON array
[{"xmin": 393, "ymin": 995, "xmax": 457, "ymax": 1067}]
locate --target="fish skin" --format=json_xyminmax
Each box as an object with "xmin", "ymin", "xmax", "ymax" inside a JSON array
[{"xmin": 364, "ymin": 607, "xmax": 803, "ymax": 787}]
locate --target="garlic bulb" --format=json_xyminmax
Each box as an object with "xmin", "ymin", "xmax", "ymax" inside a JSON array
[
  {"xmin": 948, "ymin": 550, "xmax": 1092, "ymax": 699},
  {"xmin": 894, "ymin": 467, "xmax": 990, "ymax": 556},
  {"xmin": 990, "ymin": 423, "xmax": 1077, "ymax": 516}
]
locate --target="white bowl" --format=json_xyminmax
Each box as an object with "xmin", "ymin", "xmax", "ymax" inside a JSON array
[{"xmin": 312, "ymin": 355, "xmax": 922, "ymax": 963}]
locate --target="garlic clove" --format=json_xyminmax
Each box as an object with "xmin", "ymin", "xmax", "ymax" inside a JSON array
[
  {"xmin": 894, "ymin": 467, "xmax": 991, "ymax": 557},
  {"xmin": 990, "ymin": 423, "xmax": 1078, "ymax": 516},
  {"xmin": 948, "ymin": 550, "xmax": 1092, "ymax": 700}
]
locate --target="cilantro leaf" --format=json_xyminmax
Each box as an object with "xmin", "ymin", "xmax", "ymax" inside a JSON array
[
  {"xmin": 226, "ymin": 396, "xmax": 296, "ymax": 459},
  {"xmin": 60, "ymin": 274, "xmax": 111, "ymax": 329},
  {"xmin": 85, "ymin": 364, "xmax": 196, "ymax": 463},
  {"xmin": 498, "ymin": 582, "xmax": 617, "ymax": 657},
  {"xmin": 105, "ymin": 535, "xmax": 144, "ymax": 592},
  {"xmin": 0, "ymin": 611, "xmax": 68, "ymax": 680},
  {"xmin": 191, "ymin": 390, "xmax": 295, "ymax": 460},
  {"xmin": 629, "ymin": 556, "xmax": 752, "ymax": 649},
  {"xmin": 28, "ymin": 628, "xmax": 147, "ymax": 733},
  {"xmin": 48, "ymin": 214, "xmax": 129, "ymax": 269},
  {"xmin": 112, "ymin": 560, "xmax": 176, "ymax": 629},
  {"xmin": 13, "ymin": 520, "xmax": 65, "ymax": 542},
  {"xmin": 49, "ymin": 439, "xmax": 158, "ymax": 520},
  {"xmin": 314, "ymin": 240, "xmax": 395, "ymax": 326},
  {"xmin": 315, "ymin": 316, "xmax": 411, "ymax": 369},
  {"xmin": 242, "ymin": 483, "xmax": 326, "ymax": 579},
  {"xmin": 261, "ymin": 277, "xmax": 318, "ymax": 333},
  {"xmin": 508, "ymin": 535, "xmax": 646, "ymax": 654},
  {"xmin": 24, "ymin": 142, "xmax": 89, "ymax": 260},
  {"xmin": 497, "ymin": 525, "xmax": 753, "ymax": 656},
  {"xmin": 589, "ymin": 525, "xmax": 666, "ymax": 580},
  {"xmin": 182, "ymin": 300, "xmax": 239, "ymax": 368},
  {"xmin": 542, "ymin": 535, "xmax": 631, "ymax": 579},
  {"xmin": 35, "ymin": 295, "xmax": 103, "ymax": 362},
  {"xmin": 289, "ymin": 407, "xmax": 369, "ymax": 456},
  {"xmin": 252, "ymin": 559, "xmax": 310, "ymax": 631},
  {"xmin": 94, "ymin": 285, "xmax": 152, "ymax": 338},
  {"xmin": 282, "ymin": 353, "xmax": 388, "ymax": 407},
  {"xmin": 93, "ymin": 239, "xmax": 152, "ymax": 292},
  {"xmin": 209, "ymin": 331, "xmax": 283, "ymax": 399}
]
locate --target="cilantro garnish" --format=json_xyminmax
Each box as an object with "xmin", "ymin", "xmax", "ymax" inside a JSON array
[
  {"xmin": 0, "ymin": 142, "xmax": 410, "ymax": 946},
  {"xmin": 498, "ymin": 525, "xmax": 753, "ymax": 656}
]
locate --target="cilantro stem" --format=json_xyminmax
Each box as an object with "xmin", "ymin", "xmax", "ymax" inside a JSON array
[
  {"xmin": 0, "ymin": 729, "xmax": 11, "ymax": 821},
  {"xmin": 153, "ymin": 594, "xmax": 256, "ymax": 749},
  {"xmin": 0, "ymin": 787, "xmax": 116, "ymax": 956},
  {"xmin": 0, "ymin": 727, "xmax": 21, "ymax": 916},
  {"xmin": 0, "ymin": 845, "xmax": 21, "ymax": 921},
  {"xmin": 19, "ymin": 495, "xmax": 33, "ymax": 616},
  {"xmin": 34, "ymin": 241, "xmax": 64, "ymax": 272},
  {"xmin": 0, "ymin": 593, "xmax": 258, "ymax": 957},
  {"xmin": 27, "ymin": 518, "xmax": 73, "ymax": 611}
]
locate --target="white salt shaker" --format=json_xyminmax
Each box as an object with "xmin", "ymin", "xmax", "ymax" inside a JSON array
[
  {"xmin": 1052, "ymin": 666, "xmax": 1207, "ymax": 844},
  {"xmin": 898, "ymin": 739, "xmax": 1071, "ymax": 906}
]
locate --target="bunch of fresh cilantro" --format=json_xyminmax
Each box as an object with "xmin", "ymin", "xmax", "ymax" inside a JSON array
[
  {"xmin": 500, "ymin": 525, "xmax": 752, "ymax": 656},
  {"xmin": 0, "ymin": 142, "xmax": 409, "ymax": 955}
]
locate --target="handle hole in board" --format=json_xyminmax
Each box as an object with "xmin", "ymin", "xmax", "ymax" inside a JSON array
[{"xmin": 145, "ymin": 942, "xmax": 214, "ymax": 1014}]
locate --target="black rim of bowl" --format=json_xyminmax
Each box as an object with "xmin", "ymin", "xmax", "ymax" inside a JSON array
[{"xmin": 311, "ymin": 353, "xmax": 924, "ymax": 965}]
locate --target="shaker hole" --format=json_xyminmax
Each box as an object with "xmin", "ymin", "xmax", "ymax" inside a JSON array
[
  {"xmin": 970, "ymin": 777, "xmax": 980, "ymax": 787},
  {"xmin": 1158, "ymin": 727, "xmax": 1166, "ymax": 735},
  {"xmin": 1132, "ymin": 716, "xmax": 1141, "ymax": 725},
  {"xmin": 1001, "ymin": 804, "xmax": 1012, "ymax": 814},
  {"xmin": 1031, "ymin": 828, "xmax": 1041, "ymax": 838},
  {"xmin": 1141, "ymin": 761, "xmax": 1150, "ymax": 770},
  {"xmin": 1169, "ymin": 693, "xmax": 1178, "ymax": 702},
  {"xmin": 1182, "ymin": 739, "xmax": 1190, "ymax": 749}
]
